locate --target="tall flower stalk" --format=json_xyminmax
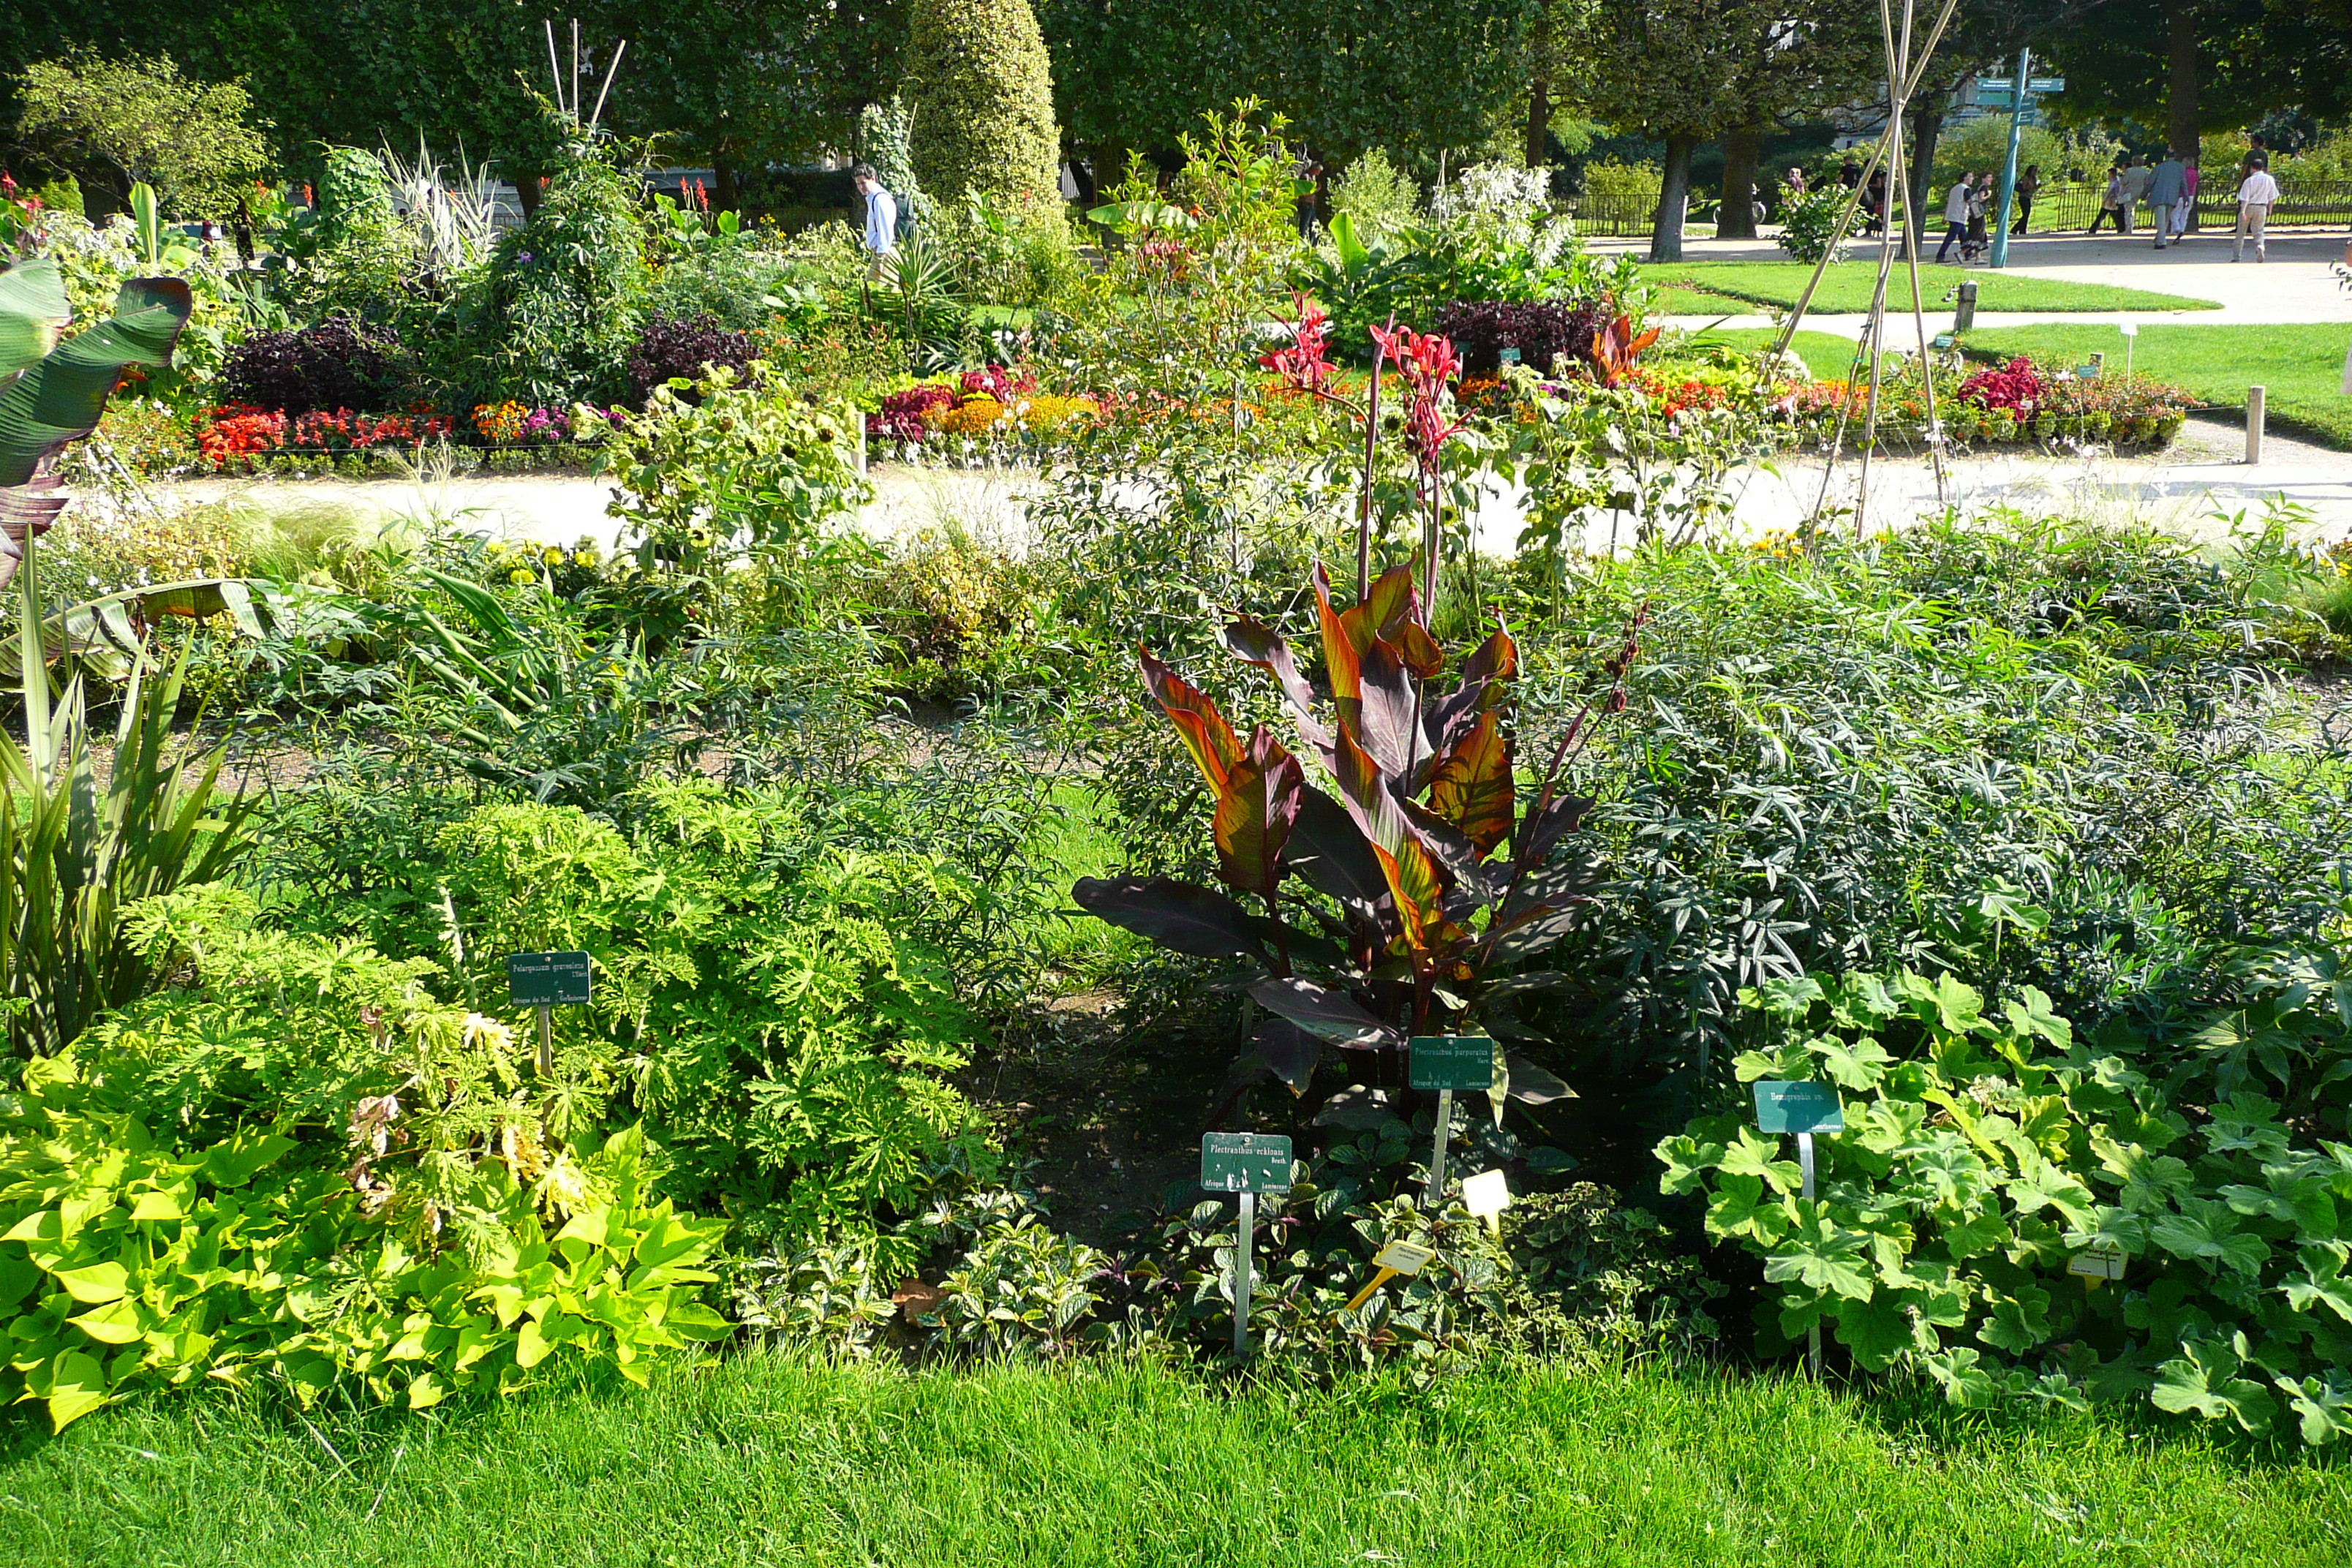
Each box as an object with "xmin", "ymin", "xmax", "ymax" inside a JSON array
[{"xmin": 1259, "ymin": 298, "xmax": 1463, "ymax": 619}]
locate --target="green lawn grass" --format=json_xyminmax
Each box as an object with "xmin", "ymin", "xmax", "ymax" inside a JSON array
[
  {"xmin": 1657, "ymin": 324, "xmax": 1877, "ymax": 380},
  {"xmin": 1645, "ymin": 260, "xmax": 2221, "ymax": 315},
  {"xmin": 1963, "ymin": 323, "xmax": 2352, "ymax": 451},
  {"xmin": 4, "ymin": 1354, "xmax": 2343, "ymax": 1567}
]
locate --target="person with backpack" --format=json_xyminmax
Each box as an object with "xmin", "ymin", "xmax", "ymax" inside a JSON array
[
  {"xmin": 1937, "ymin": 171, "xmax": 1976, "ymax": 263},
  {"xmin": 853, "ymin": 162, "xmax": 899, "ymax": 271}
]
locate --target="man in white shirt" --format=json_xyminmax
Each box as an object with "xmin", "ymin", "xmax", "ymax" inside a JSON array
[
  {"xmin": 1934, "ymin": 173, "xmax": 1974, "ymax": 264},
  {"xmin": 2234, "ymin": 159, "xmax": 2280, "ymax": 262},
  {"xmin": 853, "ymin": 163, "xmax": 898, "ymax": 269}
]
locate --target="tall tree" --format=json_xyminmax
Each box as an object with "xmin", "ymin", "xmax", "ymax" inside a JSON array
[
  {"xmin": 2043, "ymin": 0, "xmax": 2333, "ymax": 157},
  {"xmin": 1562, "ymin": 0, "xmax": 1880, "ymax": 259},
  {"xmin": 1039, "ymin": 0, "xmax": 1540, "ymax": 175}
]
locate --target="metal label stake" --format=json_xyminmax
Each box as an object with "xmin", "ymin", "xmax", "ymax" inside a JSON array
[
  {"xmin": 1409, "ymin": 1036, "xmax": 1496, "ymax": 1207},
  {"xmin": 1754, "ymin": 1080, "xmax": 1846, "ymax": 1380},
  {"xmin": 507, "ymin": 951, "xmax": 592, "ymax": 1075},
  {"xmin": 1200, "ymin": 1131, "xmax": 1292, "ymax": 1354}
]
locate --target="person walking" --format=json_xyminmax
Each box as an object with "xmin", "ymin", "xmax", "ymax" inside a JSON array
[
  {"xmin": 1962, "ymin": 172, "xmax": 1991, "ymax": 262},
  {"xmin": 2119, "ymin": 154, "xmax": 2150, "ymax": 234},
  {"xmin": 1838, "ymin": 156, "xmax": 1861, "ymax": 190},
  {"xmin": 853, "ymin": 163, "xmax": 898, "ymax": 271},
  {"xmin": 2147, "ymin": 149, "xmax": 2187, "ymax": 249},
  {"xmin": 1863, "ymin": 168, "xmax": 1888, "ymax": 235},
  {"xmin": 2181, "ymin": 157, "xmax": 2201, "ymax": 235},
  {"xmin": 2011, "ymin": 164, "xmax": 2041, "ymax": 233},
  {"xmin": 2089, "ymin": 163, "xmax": 2127, "ymax": 234},
  {"xmin": 1936, "ymin": 171, "xmax": 1975, "ymax": 263},
  {"xmin": 2234, "ymin": 155, "xmax": 2279, "ymax": 262}
]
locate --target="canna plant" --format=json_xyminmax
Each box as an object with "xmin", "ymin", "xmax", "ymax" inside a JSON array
[{"xmin": 1075, "ymin": 561, "xmax": 1645, "ymax": 1118}]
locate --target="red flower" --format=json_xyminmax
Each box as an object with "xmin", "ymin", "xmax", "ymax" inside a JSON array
[
  {"xmin": 1368, "ymin": 323, "xmax": 1465, "ymax": 475},
  {"xmin": 1259, "ymin": 295, "xmax": 1337, "ymax": 399}
]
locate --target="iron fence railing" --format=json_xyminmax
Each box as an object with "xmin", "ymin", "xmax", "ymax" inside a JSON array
[
  {"xmin": 1999, "ymin": 179, "xmax": 2352, "ymax": 233},
  {"xmin": 1570, "ymin": 179, "xmax": 2352, "ymax": 240}
]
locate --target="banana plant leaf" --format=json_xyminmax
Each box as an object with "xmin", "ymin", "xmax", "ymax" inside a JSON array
[
  {"xmin": 0, "ymin": 276, "xmax": 193, "ymax": 489},
  {"xmin": 0, "ymin": 578, "xmax": 274, "ymax": 682},
  {"xmin": 0, "ymin": 258, "xmax": 69, "ymax": 387}
]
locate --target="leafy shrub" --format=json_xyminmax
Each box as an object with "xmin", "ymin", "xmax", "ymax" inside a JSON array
[
  {"xmin": 1509, "ymin": 521, "xmax": 2352, "ymax": 1115},
  {"xmin": 0, "ymin": 891, "xmax": 729, "ymax": 1431},
  {"xmin": 937, "ymin": 187, "xmax": 1079, "ymax": 306},
  {"xmin": 1776, "ymin": 184, "xmax": 1861, "ymax": 264},
  {"xmin": 904, "ymin": 0, "xmax": 1063, "ymax": 209},
  {"xmin": 478, "ymin": 144, "xmax": 647, "ymax": 406},
  {"xmin": 624, "ymin": 310, "xmax": 764, "ymax": 406},
  {"xmin": 606, "ymin": 365, "xmax": 869, "ymax": 578},
  {"xmin": 1659, "ymin": 968, "xmax": 2352, "ymax": 1446},
  {"xmin": 427, "ymin": 788, "xmax": 1001, "ymax": 1259},
  {"xmin": 1330, "ymin": 147, "xmax": 1421, "ymax": 240}
]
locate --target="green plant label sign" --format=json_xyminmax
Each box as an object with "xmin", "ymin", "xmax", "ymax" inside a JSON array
[
  {"xmin": 1201, "ymin": 1132, "xmax": 1293, "ymax": 1194},
  {"xmin": 1410, "ymin": 1035, "xmax": 1496, "ymax": 1092},
  {"xmin": 508, "ymin": 951, "xmax": 592, "ymax": 1007},
  {"xmin": 1498, "ymin": 347, "xmax": 1521, "ymax": 366},
  {"xmin": 1752, "ymin": 1080, "xmax": 1844, "ymax": 1136}
]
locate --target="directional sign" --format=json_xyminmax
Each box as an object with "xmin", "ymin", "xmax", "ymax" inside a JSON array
[
  {"xmin": 1752, "ymin": 1079, "xmax": 1844, "ymax": 1137},
  {"xmin": 2028, "ymin": 76, "xmax": 2065, "ymax": 92},
  {"xmin": 1410, "ymin": 1035, "xmax": 1496, "ymax": 1093},
  {"xmin": 1201, "ymin": 1131, "xmax": 1294, "ymax": 1194},
  {"xmin": 1975, "ymin": 78, "xmax": 2015, "ymax": 96},
  {"xmin": 508, "ymin": 951, "xmax": 592, "ymax": 1007}
]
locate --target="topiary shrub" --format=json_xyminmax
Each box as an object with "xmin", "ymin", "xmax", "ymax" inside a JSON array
[
  {"xmin": 904, "ymin": 0, "xmax": 1062, "ymax": 211},
  {"xmin": 219, "ymin": 314, "xmax": 407, "ymax": 412},
  {"xmin": 480, "ymin": 143, "xmax": 647, "ymax": 407},
  {"xmin": 625, "ymin": 311, "xmax": 764, "ymax": 406}
]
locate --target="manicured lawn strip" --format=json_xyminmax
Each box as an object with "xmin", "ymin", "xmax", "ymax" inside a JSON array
[
  {"xmin": 2, "ymin": 1354, "xmax": 2342, "ymax": 1567},
  {"xmin": 1644, "ymin": 260, "xmax": 2221, "ymax": 314},
  {"xmin": 1659, "ymin": 325, "xmax": 1877, "ymax": 380},
  {"xmin": 1962, "ymin": 323, "xmax": 2352, "ymax": 451}
]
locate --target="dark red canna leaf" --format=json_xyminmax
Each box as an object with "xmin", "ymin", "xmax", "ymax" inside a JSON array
[
  {"xmin": 1213, "ymin": 726, "xmax": 1304, "ymax": 898},
  {"xmin": 1139, "ymin": 646, "xmax": 1241, "ymax": 794},
  {"xmin": 1252, "ymin": 1017, "xmax": 1323, "ymax": 1094},
  {"xmin": 1224, "ymin": 617, "xmax": 1332, "ymax": 756},
  {"xmin": 1072, "ymin": 875, "xmax": 1269, "ymax": 960},
  {"xmin": 1286, "ymin": 783, "xmax": 1392, "ymax": 911},
  {"xmin": 1428, "ymin": 711, "xmax": 1515, "ymax": 855},
  {"xmin": 1250, "ymin": 976, "xmax": 1404, "ymax": 1049}
]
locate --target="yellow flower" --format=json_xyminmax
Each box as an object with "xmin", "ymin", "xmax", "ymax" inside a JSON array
[
  {"xmin": 508, "ymin": 568, "xmax": 533, "ymax": 586},
  {"xmin": 541, "ymin": 546, "xmax": 565, "ymax": 566}
]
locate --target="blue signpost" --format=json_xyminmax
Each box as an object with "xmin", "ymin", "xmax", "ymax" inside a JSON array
[{"xmin": 1988, "ymin": 53, "xmax": 2065, "ymax": 270}]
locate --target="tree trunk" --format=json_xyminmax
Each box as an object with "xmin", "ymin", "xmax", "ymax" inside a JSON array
[
  {"xmin": 1650, "ymin": 133, "xmax": 1698, "ymax": 262},
  {"xmin": 1526, "ymin": 79, "xmax": 1551, "ymax": 170},
  {"xmin": 1069, "ymin": 154, "xmax": 1098, "ymax": 204},
  {"xmin": 1905, "ymin": 98, "xmax": 1945, "ymax": 247},
  {"xmin": 712, "ymin": 154, "xmax": 740, "ymax": 214},
  {"xmin": 2165, "ymin": 0, "xmax": 2200, "ymax": 156},
  {"xmin": 78, "ymin": 169, "xmax": 129, "ymax": 222},
  {"xmin": 516, "ymin": 173, "xmax": 543, "ymax": 218},
  {"xmin": 1718, "ymin": 127, "xmax": 1760, "ymax": 241}
]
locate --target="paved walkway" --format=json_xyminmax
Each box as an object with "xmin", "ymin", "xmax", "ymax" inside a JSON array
[{"xmin": 167, "ymin": 415, "xmax": 2352, "ymax": 554}]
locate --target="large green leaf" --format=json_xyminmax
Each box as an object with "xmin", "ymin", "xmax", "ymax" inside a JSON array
[
  {"xmin": 0, "ymin": 276, "xmax": 192, "ymax": 489},
  {"xmin": 0, "ymin": 577, "xmax": 274, "ymax": 682},
  {"xmin": 0, "ymin": 258, "xmax": 69, "ymax": 385}
]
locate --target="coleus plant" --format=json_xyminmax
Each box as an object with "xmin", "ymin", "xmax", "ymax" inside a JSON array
[{"xmin": 1074, "ymin": 560, "xmax": 1645, "ymax": 1121}]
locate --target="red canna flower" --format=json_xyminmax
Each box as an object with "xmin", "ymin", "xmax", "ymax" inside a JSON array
[
  {"xmin": 1368, "ymin": 323, "xmax": 1465, "ymax": 476},
  {"xmin": 1258, "ymin": 294, "xmax": 1335, "ymax": 399}
]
